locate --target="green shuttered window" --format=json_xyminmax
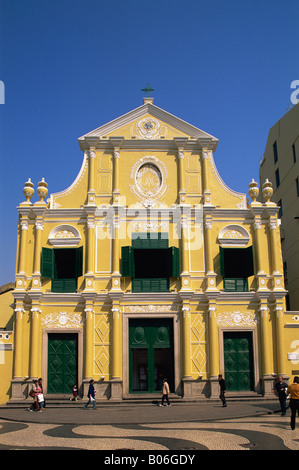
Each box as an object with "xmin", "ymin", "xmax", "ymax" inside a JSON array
[
  {"xmin": 220, "ymin": 246, "xmax": 254, "ymax": 292},
  {"xmin": 121, "ymin": 234, "xmax": 180, "ymax": 293},
  {"xmin": 41, "ymin": 247, "xmax": 83, "ymax": 293}
]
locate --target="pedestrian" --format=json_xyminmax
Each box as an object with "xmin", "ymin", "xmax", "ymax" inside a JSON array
[
  {"xmin": 38, "ymin": 377, "xmax": 45, "ymax": 410},
  {"xmin": 28, "ymin": 380, "xmax": 40, "ymax": 412},
  {"xmin": 218, "ymin": 374, "xmax": 227, "ymax": 407},
  {"xmin": 272, "ymin": 375, "xmax": 288, "ymax": 416},
  {"xmin": 70, "ymin": 384, "xmax": 78, "ymax": 401},
  {"xmin": 83, "ymin": 379, "xmax": 96, "ymax": 410},
  {"xmin": 159, "ymin": 378, "xmax": 171, "ymax": 406},
  {"xmin": 287, "ymin": 376, "xmax": 299, "ymax": 430}
]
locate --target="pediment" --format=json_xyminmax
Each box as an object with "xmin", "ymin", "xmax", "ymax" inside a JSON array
[{"xmin": 78, "ymin": 101, "xmax": 218, "ymax": 150}]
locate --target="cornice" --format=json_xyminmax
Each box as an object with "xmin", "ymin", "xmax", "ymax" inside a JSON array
[{"xmin": 78, "ymin": 137, "xmax": 216, "ymax": 153}]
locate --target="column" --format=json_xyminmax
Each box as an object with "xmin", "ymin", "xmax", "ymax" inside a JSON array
[
  {"xmin": 29, "ymin": 307, "xmax": 41, "ymax": 379},
  {"xmin": 86, "ymin": 219, "xmax": 95, "ymax": 274},
  {"xmin": 87, "ymin": 148, "xmax": 96, "ymax": 205},
  {"xmin": 208, "ymin": 305, "xmax": 220, "ymax": 397},
  {"xmin": 17, "ymin": 219, "xmax": 29, "ymax": 276},
  {"xmin": 84, "ymin": 206, "xmax": 96, "ymax": 291},
  {"xmin": 110, "ymin": 302, "xmax": 122, "ymax": 401},
  {"xmin": 201, "ymin": 148, "xmax": 212, "ymax": 205},
  {"xmin": 181, "ymin": 305, "xmax": 191, "ymax": 378},
  {"xmin": 204, "ymin": 215, "xmax": 217, "ymax": 291},
  {"xmin": 259, "ymin": 305, "xmax": 273, "ymax": 396},
  {"xmin": 88, "ymin": 149, "xmax": 96, "ymax": 192},
  {"xmin": 268, "ymin": 218, "xmax": 285, "ymax": 292},
  {"xmin": 84, "ymin": 307, "xmax": 94, "ymax": 380},
  {"xmin": 180, "ymin": 211, "xmax": 191, "ymax": 290},
  {"xmin": 181, "ymin": 303, "xmax": 193, "ymax": 398},
  {"xmin": 174, "ymin": 138, "xmax": 188, "ymax": 204},
  {"xmin": 111, "ymin": 216, "xmax": 122, "ymax": 291},
  {"xmin": 13, "ymin": 305, "xmax": 25, "ymax": 379},
  {"xmin": 269, "ymin": 219, "xmax": 279, "ymax": 274},
  {"xmin": 110, "ymin": 139, "xmax": 123, "ymax": 292},
  {"xmin": 110, "ymin": 137, "xmax": 123, "ymax": 205},
  {"xmin": 33, "ymin": 222, "xmax": 43, "ymax": 274},
  {"xmin": 252, "ymin": 216, "xmax": 268, "ymax": 291},
  {"xmin": 259, "ymin": 306, "xmax": 272, "ymax": 375},
  {"xmin": 11, "ymin": 304, "xmax": 25, "ymax": 399},
  {"xmin": 275, "ymin": 306, "xmax": 286, "ymax": 377},
  {"xmin": 31, "ymin": 218, "xmax": 44, "ymax": 290},
  {"xmin": 111, "ymin": 305, "xmax": 121, "ymax": 379}
]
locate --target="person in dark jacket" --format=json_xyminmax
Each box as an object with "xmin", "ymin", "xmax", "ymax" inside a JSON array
[
  {"xmin": 272, "ymin": 375, "xmax": 288, "ymax": 416},
  {"xmin": 83, "ymin": 379, "xmax": 96, "ymax": 410},
  {"xmin": 218, "ymin": 374, "xmax": 227, "ymax": 407}
]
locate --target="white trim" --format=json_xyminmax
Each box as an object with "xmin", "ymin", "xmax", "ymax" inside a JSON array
[
  {"xmin": 50, "ymin": 152, "xmax": 88, "ymax": 209},
  {"xmin": 78, "ymin": 102, "xmax": 218, "ymax": 148},
  {"xmin": 218, "ymin": 224, "xmax": 250, "ymax": 247},
  {"xmin": 48, "ymin": 224, "xmax": 81, "ymax": 246}
]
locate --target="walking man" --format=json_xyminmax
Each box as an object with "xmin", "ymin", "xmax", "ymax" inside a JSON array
[
  {"xmin": 83, "ymin": 379, "xmax": 96, "ymax": 410},
  {"xmin": 218, "ymin": 374, "xmax": 227, "ymax": 407},
  {"xmin": 159, "ymin": 378, "xmax": 171, "ymax": 407},
  {"xmin": 272, "ymin": 375, "xmax": 288, "ymax": 416}
]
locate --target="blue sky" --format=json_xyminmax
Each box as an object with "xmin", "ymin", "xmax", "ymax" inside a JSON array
[{"xmin": 0, "ymin": 0, "xmax": 298, "ymax": 285}]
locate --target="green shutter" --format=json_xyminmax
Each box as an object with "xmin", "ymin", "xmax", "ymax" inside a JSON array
[
  {"xmin": 223, "ymin": 278, "xmax": 236, "ymax": 291},
  {"xmin": 51, "ymin": 278, "xmax": 77, "ymax": 293},
  {"xmin": 219, "ymin": 246, "xmax": 225, "ymax": 277},
  {"xmin": 243, "ymin": 246, "xmax": 254, "ymax": 278},
  {"xmin": 132, "ymin": 278, "xmax": 169, "ymax": 293},
  {"xmin": 121, "ymin": 246, "xmax": 134, "ymax": 277},
  {"xmin": 224, "ymin": 278, "xmax": 248, "ymax": 292},
  {"xmin": 41, "ymin": 247, "xmax": 54, "ymax": 279},
  {"xmin": 132, "ymin": 233, "xmax": 168, "ymax": 249},
  {"xmin": 171, "ymin": 247, "xmax": 180, "ymax": 277},
  {"xmin": 76, "ymin": 246, "xmax": 83, "ymax": 277}
]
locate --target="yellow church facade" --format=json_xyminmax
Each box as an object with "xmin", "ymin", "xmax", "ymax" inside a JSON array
[{"xmin": 5, "ymin": 98, "xmax": 299, "ymax": 404}]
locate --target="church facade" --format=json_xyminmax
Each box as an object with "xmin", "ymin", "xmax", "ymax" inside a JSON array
[{"xmin": 8, "ymin": 97, "xmax": 299, "ymax": 403}]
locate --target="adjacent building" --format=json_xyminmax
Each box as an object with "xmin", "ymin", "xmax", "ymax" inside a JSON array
[
  {"xmin": 259, "ymin": 103, "xmax": 299, "ymax": 311},
  {"xmin": 2, "ymin": 97, "xmax": 299, "ymax": 404}
]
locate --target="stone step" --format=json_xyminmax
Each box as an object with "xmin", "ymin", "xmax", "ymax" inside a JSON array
[{"xmin": 2, "ymin": 392, "xmax": 272, "ymax": 408}]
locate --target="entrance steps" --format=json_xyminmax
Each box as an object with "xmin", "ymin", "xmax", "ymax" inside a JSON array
[{"xmin": 3, "ymin": 391, "xmax": 271, "ymax": 408}]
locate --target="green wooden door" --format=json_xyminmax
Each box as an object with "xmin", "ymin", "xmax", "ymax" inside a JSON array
[
  {"xmin": 129, "ymin": 319, "xmax": 174, "ymax": 393},
  {"xmin": 224, "ymin": 332, "xmax": 254, "ymax": 391},
  {"xmin": 48, "ymin": 333, "xmax": 78, "ymax": 394}
]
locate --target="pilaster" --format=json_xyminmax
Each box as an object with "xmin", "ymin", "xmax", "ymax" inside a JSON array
[
  {"xmin": 110, "ymin": 299, "xmax": 123, "ymax": 401},
  {"xmin": 83, "ymin": 305, "xmax": 94, "ymax": 380},
  {"xmin": 203, "ymin": 209, "xmax": 217, "ymax": 292},
  {"xmin": 13, "ymin": 304, "xmax": 25, "ymax": 380},
  {"xmin": 275, "ymin": 305, "xmax": 286, "ymax": 377},
  {"xmin": 29, "ymin": 306, "xmax": 41, "ymax": 379},
  {"xmin": 174, "ymin": 137, "xmax": 188, "ymax": 205}
]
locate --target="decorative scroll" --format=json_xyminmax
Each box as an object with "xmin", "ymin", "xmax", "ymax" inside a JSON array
[
  {"xmin": 216, "ymin": 311, "xmax": 257, "ymax": 327},
  {"xmin": 41, "ymin": 311, "xmax": 83, "ymax": 328}
]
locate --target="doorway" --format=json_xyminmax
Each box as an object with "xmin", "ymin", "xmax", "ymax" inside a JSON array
[
  {"xmin": 47, "ymin": 333, "xmax": 78, "ymax": 394},
  {"xmin": 223, "ymin": 331, "xmax": 254, "ymax": 392},
  {"xmin": 129, "ymin": 319, "xmax": 174, "ymax": 393}
]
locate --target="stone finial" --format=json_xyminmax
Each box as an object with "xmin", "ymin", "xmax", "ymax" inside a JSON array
[
  {"xmin": 262, "ymin": 179, "xmax": 273, "ymax": 203},
  {"xmin": 23, "ymin": 178, "xmax": 34, "ymax": 203},
  {"xmin": 37, "ymin": 177, "xmax": 48, "ymax": 203},
  {"xmin": 248, "ymin": 179, "xmax": 259, "ymax": 202}
]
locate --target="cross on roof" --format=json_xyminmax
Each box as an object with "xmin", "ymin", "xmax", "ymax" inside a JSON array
[{"xmin": 141, "ymin": 83, "xmax": 155, "ymax": 97}]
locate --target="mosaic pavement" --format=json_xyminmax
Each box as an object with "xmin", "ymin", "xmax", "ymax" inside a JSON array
[{"xmin": 0, "ymin": 413, "xmax": 298, "ymax": 451}]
